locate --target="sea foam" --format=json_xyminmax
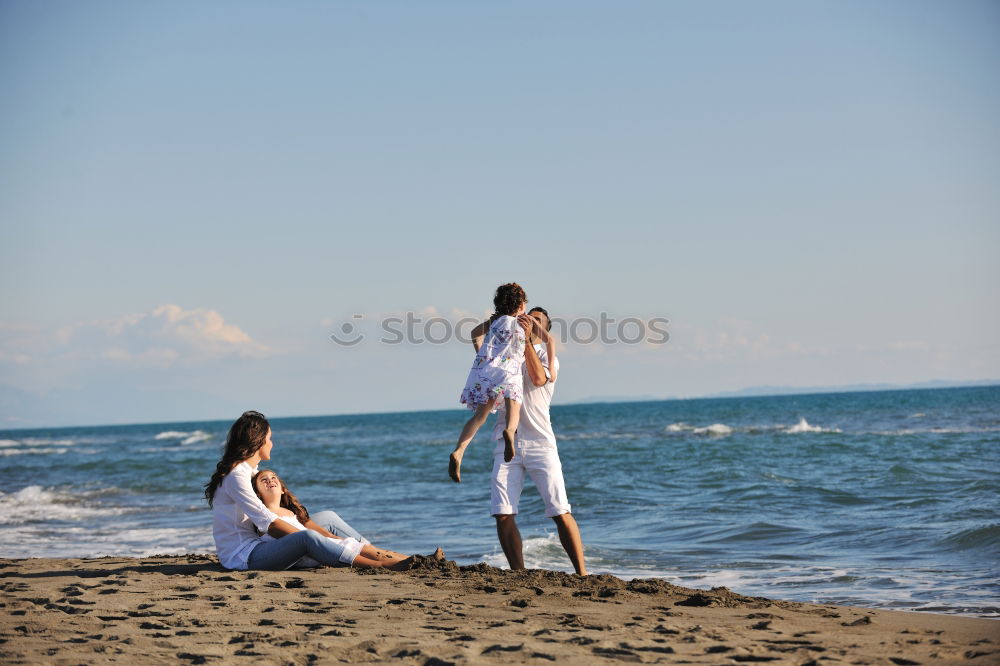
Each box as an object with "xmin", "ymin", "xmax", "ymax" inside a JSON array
[
  {"xmin": 665, "ymin": 419, "xmax": 839, "ymax": 436},
  {"xmin": 154, "ymin": 430, "xmax": 213, "ymax": 444},
  {"xmin": 0, "ymin": 486, "xmax": 124, "ymax": 524},
  {"xmin": 664, "ymin": 422, "xmax": 732, "ymax": 436},
  {"xmin": 0, "ymin": 447, "xmax": 71, "ymax": 457},
  {"xmin": 785, "ymin": 417, "xmax": 841, "ymax": 434}
]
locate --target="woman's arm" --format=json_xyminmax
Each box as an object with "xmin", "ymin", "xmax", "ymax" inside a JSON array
[
  {"xmin": 266, "ymin": 518, "xmax": 300, "ymax": 538},
  {"xmin": 223, "ymin": 465, "xmax": 291, "ymax": 536},
  {"xmin": 302, "ymin": 518, "xmax": 343, "ymax": 540}
]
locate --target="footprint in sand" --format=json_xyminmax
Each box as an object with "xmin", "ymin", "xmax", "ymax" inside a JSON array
[
  {"xmin": 592, "ymin": 646, "xmax": 638, "ymax": 659},
  {"xmin": 760, "ymin": 639, "xmax": 826, "ymax": 654},
  {"xmin": 388, "ymin": 647, "xmax": 422, "ymax": 658},
  {"xmin": 730, "ymin": 657, "xmax": 780, "ymax": 663},
  {"xmin": 139, "ymin": 621, "xmax": 171, "ymax": 631},
  {"xmin": 620, "ymin": 642, "xmax": 676, "ymax": 655},
  {"xmin": 481, "ymin": 644, "xmax": 523, "ymax": 655},
  {"xmin": 842, "ymin": 616, "xmax": 872, "ymax": 626}
]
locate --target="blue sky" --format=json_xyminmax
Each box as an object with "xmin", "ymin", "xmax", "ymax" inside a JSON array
[{"xmin": 1, "ymin": 1, "xmax": 998, "ymax": 427}]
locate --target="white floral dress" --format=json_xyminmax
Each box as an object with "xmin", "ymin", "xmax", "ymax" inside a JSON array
[{"xmin": 459, "ymin": 315, "xmax": 526, "ymax": 410}]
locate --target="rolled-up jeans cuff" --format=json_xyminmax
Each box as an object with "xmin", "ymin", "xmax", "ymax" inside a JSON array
[{"xmin": 336, "ymin": 537, "xmax": 364, "ymax": 564}]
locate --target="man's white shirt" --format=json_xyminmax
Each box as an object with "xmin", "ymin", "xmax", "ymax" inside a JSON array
[{"xmin": 492, "ymin": 343, "xmax": 559, "ymax": 450}]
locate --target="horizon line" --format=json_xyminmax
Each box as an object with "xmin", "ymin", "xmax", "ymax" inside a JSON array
[{"xmin": 2, "ymin": 378, "xmax": 997, "ymax": 434}]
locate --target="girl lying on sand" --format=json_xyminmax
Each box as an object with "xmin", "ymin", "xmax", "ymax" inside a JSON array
[
  {"xmin": 251, "ymin": 468, "xmax": 436, "ymax": 569},
  {"xmin": 205, "ymin": 410, "xmax": 443, "ymax": 571}
]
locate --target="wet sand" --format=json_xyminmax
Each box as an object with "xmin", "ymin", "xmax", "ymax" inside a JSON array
[{"xmin": 1, "ymin": 555, "xmax": 997, "ymax": 664}]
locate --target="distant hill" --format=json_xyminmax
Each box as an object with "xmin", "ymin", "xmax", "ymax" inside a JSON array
[
  {"xmin": 569, "ymin": 378, "xmax": 999, "ymax": 405},
  {"xmin": 704, "ymin": 378, "xmax": 1000, "ymax": 399}
]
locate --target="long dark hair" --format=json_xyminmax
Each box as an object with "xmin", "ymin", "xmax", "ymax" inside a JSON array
[
  {"xmin": 251, "ymin": 469, "xmax": 310, "ymax": 525},
  {"xmin": 204, "ymin": 410, "xmax": 271, "ymax": 506}
]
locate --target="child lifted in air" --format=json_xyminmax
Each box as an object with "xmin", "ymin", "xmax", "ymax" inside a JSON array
[{"xmin": 449, "ymin": 282, "xmax": 557, "ymax": 483}]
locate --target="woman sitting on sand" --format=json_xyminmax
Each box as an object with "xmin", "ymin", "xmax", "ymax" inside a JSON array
[{"xmin": 204, "ymin": 410, "xmax": 443, "ymax": 571}]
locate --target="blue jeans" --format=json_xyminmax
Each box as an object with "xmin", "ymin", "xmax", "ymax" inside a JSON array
[
  {"xmin": 246, "ymin": 510, "xmax": 367, "ymax": 571},
  {"xmin": 310, "ymin": 510, "xmax": 367, "ymax": 542}
]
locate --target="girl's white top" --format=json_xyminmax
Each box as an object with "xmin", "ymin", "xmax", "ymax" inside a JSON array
[
  {"xmin": 259, "ymin": 512, "xmax": 306, "ymax": 541},
  {"xmin": 459, "ymin": 314, "xmax": 526, "ymax": 410},
  {"xmin": 211, "ymin": 461, "xmax": 279, "ymax": 570}
]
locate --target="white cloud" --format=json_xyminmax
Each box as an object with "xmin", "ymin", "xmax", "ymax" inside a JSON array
[
  {"xmin": 0, "ymin": 351, "xmax": 31, "ymax": 364},
  {"xmin": 2, "ymin": 304, "xmax": 269, "ymax": 372},
  {"xmin": 149, "ymin": 304, "xmax": 264, "ymax": 354},
  {"xmin": 100, "ymin": 346, "xmax": 181, "ymax": 368},
  {"xmin": 82, "ymin": 305, "xmax": 270, "ymax": 364}
]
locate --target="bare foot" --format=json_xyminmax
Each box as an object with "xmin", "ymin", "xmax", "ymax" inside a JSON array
[
  {"xmin": 388, "ymin": 556, "xmax": 415, "ymax": 572},
  {"xmin": 449, "ymin": 451, "xmax": 463, "ymax": 483},
  {"xmin": 503, "ymin": 429, "xmax": 515, "ymax": 462},
  {"xmin": 432, "ymin": 547, "xmax": 445, "ymax": 561}
]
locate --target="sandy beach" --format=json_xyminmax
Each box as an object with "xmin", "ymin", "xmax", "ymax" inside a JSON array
[{"xmin": 1, "ymin": 555, "xmax": 997, "ymax": 665}]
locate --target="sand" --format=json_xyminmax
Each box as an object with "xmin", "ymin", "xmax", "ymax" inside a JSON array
[{"xmin": 1, "ymin": 555, "xmax": 997, "ymax": 664}]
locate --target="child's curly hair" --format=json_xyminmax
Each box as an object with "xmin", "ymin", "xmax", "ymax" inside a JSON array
[{"xmin": 493, "ymin": 282, "xmax": 527, "ymax": 316}]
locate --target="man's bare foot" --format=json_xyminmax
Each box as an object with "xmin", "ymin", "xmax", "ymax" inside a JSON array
[
  {"xmin": 449, "ymin": 451, "xmax": 463, "ymax": 483},
  {"xmin": 503, "ymin": 429, "xmax": 515, "ymax": 462}
]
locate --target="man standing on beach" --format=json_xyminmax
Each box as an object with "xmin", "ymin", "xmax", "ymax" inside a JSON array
[{"xmin": 450, "ymin": 307, "xmax": 587, "ymax": 576}]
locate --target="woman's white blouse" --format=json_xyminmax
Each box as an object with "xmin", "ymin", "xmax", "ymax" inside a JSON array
[{"xmin": 211, "ymin": 462, "xmax": 279, "ymax": 570}]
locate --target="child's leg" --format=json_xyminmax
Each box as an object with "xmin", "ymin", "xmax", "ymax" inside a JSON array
[
  {"xmin": 360, "ymin": 543, "xmax": 408, "ymax": 564},
  {"xmin": 449, "ymin": 400, "xmax": 496, "ymax": 483},
  {"xmin": 502, "ymin": 398, "xmax": 521, "ymax": 463},
  {"xmin": 357, "ymin": 543, "xmax": 438, "ymax": 565},
  {"xmin": 351, "ymin": 546, "xmax": 446, "ymax": 570}
]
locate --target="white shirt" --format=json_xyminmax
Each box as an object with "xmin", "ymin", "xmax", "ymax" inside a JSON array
[
  {"xmin": 211, "ymin": 461, "xmax": 279, "ymax": 570},
  {"xmin": 258, "ymin": 512, "xmax": 306, "ymax": 542},
  {"xmin": 492, "ymin": 343, "xmax": 559, "ymax": 450}
]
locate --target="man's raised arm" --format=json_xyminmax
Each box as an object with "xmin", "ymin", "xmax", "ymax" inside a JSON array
[
  {"xmin": 520, "ymin": 315, "xmax": 549, "ymax": 387},
  {"xmin": 523, "ymin": 342, "xmax": 549, "ymax": 387}
]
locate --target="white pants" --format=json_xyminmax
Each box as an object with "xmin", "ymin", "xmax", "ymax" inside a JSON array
[{"xmin": 491, "ymin": 444, "xmax": 571, "ymax": 518}]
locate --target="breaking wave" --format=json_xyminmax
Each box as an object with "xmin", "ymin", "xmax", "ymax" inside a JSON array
[{"xmin": 154, "ymin": 430, "xmax": 213, "ymax": 444}]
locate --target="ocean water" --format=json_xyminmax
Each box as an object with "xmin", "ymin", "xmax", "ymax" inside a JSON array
[{"xmin": 1, "ymin": 386, "xmax": 997, "ymax": 617}]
